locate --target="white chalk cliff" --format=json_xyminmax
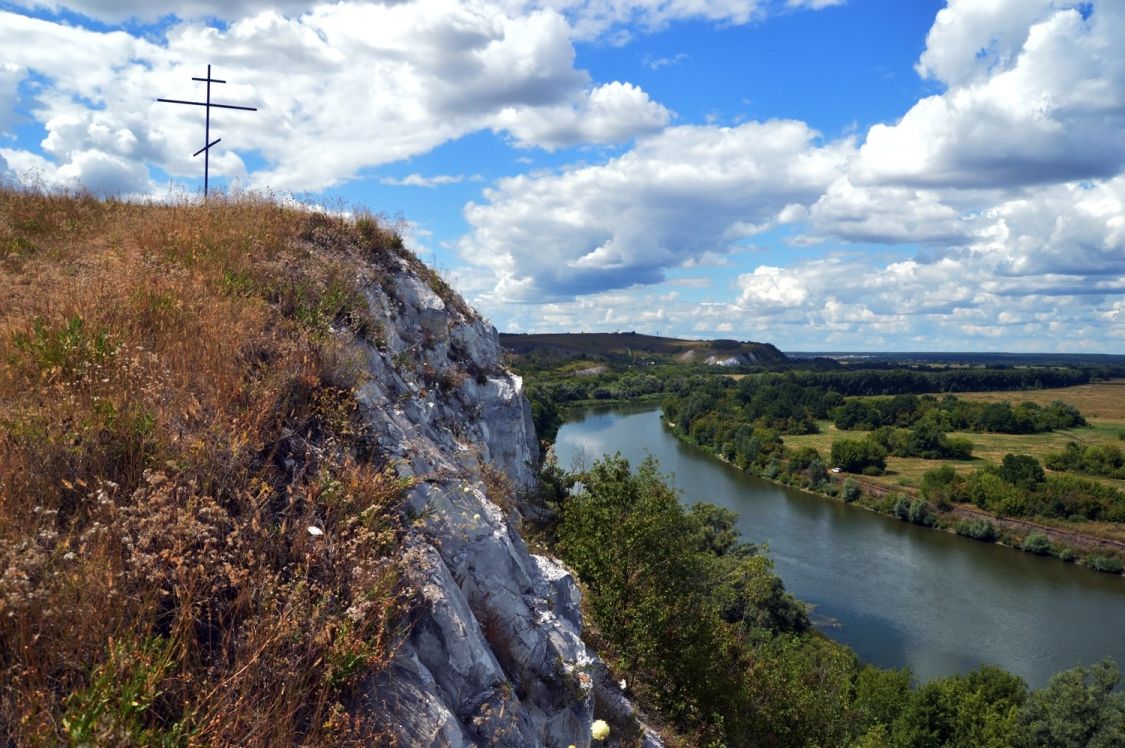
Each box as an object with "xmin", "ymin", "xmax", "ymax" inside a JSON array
[{"xmin": 339, "ymin": 260, "xmax": 661, "ymax": 747}]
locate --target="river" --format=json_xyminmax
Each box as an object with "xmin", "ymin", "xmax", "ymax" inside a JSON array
[{"xmin": 553, "ymin": 404, "xmax": 1125, "ymax": 688}]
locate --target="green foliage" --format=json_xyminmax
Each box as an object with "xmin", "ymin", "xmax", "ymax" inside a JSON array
[
  {"xmin": 62, "ymin": 636, "xmax": 190, "ymax": 746},
  {"xmin": 921, "ymin": 465, "xmax": 962, "ymax": 509},
  {"xmin": 1015, "ymin": 659, "xmax": 1125, "ymax": 747},
  {"xmin": 889, "ymin": 666, "xmax": 1027, "ymax": 748},
  {"xmin": 908, "ymin": 499, "xmax": 936, "ymax": 527},
  {"xmin": 557, "ymin": 455, "xmax": 735, "ymax": 729},
  {"xmin": 10, "ymin": 315, "xmax": 115, "ymax": 381},
  {"xmin": 832, "ymin": 437, "xmax": 888, "ymax": 474},
  {"xmin": 1088, "ymin": 555, "xmax": 1124, "ymax": 574},
  {"xmin": 842, "ymin": 479, "xmax": 862, "ymax": 503},
  {"xmin": 1046, "ymin": 441, "xmax": 1125, "ymax": 479},
  {"xmin": 1021, "ymin": 532, "xmax": 1052, "ymax": 556},
  {"xmin": 832, "ymin": 394, "xmax": 1087, "ymax": 435},
  {"xmin": 998, "ymin": 454, "xmax": 1046, "ymax": 490},
  {"xmin": 525, "ymin": 385, "xmax": 564, "ymax": 445},
  {"xmin": 955, "ymin": 519, "xmax": 997, "ymax": 542}
]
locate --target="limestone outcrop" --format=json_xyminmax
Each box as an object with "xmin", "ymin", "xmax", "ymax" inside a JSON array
[{"xmin": 347, "ymin": 259, "xmax": 661, "ymax": 747}]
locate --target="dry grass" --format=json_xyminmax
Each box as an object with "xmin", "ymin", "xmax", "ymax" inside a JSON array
[
  {"xmin": 957, "ymin": 379, "xmax": 1125, "ymax": 420},
  {"xmin": 0, "ymin": 185, "xmax": 420, "ymax": 745}
]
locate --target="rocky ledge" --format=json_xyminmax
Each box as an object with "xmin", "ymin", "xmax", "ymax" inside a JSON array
[{"xmin": 339, "ymin": 261, "xmax": 660, "ymax": 747}]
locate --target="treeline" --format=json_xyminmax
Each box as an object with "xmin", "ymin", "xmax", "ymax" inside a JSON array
[
  {"xmin": 922, "ymin": 454, "xmax": 1125, "ymax": 524},
  {"xmin": 1046, "ymin": 441, "xmax": 1125, "ymax": 479},
  {"xmin": 780, "ymin": 366, "xmax": 1091, "ymax": 395},
  {"xmin": 523, "ymin": 363, "xmax": 1099, "ymax": 445},
  {"xmin": 551, "ymin": 455, "xmax": 1125, "ymax": 747},
  {"xmin": 830, "ymin": 422, "xmax": 974, "ymax": 475},
  {"xmin": 834, "ymin": 394, "xmax": 1085, "ymax": 434}
]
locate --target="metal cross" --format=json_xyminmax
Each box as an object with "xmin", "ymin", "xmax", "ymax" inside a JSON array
[{"xmin": 158, "ymin": 65, "xmax": 257, "ymax": 197}]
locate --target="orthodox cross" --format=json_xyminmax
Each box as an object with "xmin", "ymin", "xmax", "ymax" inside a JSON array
[{"xmin": 157, "ymin": 65, "xmax": 257, "ymax": 197}]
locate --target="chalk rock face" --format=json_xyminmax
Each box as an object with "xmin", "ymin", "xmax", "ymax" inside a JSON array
[{"xmin": 350, "ymin": 255, "xmax": 660, "ymax": 747}]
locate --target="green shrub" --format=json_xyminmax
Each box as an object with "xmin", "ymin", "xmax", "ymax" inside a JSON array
[
  {"xmin": 841, "ymin": 479, "xmax": 861, "ymax": 503},
  {"xmin": 955, "ymin": 519, "xmax": 997, "ymax": 542},
  {"xmin": 892, "ymin": 496, "xmax": 911, "ymax": 520},
  {"xmin": 1088, "ymin": 555, "xmax": 1124, "ymax": 574},
  {"xmin": 1021, "ymin": 532, "xmax": 1052, "ymax": 556},
  {"xmin": 907, "ymin": 499, "xmax": 935, "ymax": 527}
]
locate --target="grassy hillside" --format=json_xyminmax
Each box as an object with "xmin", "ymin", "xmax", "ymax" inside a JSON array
[
  {"xmin": 0, "ymin": 187, "xmax": 422, "ymax": 744},
  {"xmin": 501, "ymin": 331, "xmax": 787, "ymax": 367}
]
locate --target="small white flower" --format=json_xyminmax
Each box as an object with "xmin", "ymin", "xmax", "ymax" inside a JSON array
[
  {"xmin": 591, "ymin": 719, "xmax": 610, "ymax": 741},
  {"xmin": 618, "ymin": 678, "xmax": 626, "ymax": 690},
  {"xmin": 307, "ymin": 526, "xmax": 324, "ymax": 537},
  {"xmin": 472, "ymin": 513, "xmax": 481, "ymax": 522}
]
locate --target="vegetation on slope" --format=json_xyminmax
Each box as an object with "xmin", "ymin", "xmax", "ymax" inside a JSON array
[
  {"xmin": 0, "ymin": 186, "xmax": 424, "ymax": 744},
  {"xmin": 550, "ymin": 454, "xmax": 1125, "ymax": 747}
]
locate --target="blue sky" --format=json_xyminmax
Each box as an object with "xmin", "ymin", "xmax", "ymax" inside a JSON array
[{"xmin": 1, "ymin": 0, "xmax": 1123, "ymax": 352}]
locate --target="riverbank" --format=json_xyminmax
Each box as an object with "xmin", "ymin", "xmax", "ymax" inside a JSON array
[
  {"xmin": 554, "ymin": 405, "xmax": 1125, "ymax": 687},
  {"xmin": 661, "ymin": 416, "xmax": 1125, "ymax": 576}
]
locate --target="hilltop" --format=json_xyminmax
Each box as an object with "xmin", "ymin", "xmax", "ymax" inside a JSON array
[
  {"xmin": 501, "ymin": 331, "xmax": 787, "ymax": 368},
  {"xmin": 0, "ymin": 187, "xmax": 655, "ymax": 747}
]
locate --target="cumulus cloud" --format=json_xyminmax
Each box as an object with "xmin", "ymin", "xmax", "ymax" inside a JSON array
[
  {"xmin": 5, "ymin": 0, "xmax": 840, "ymax": 38},
  {"xmin": 855, "ymin": 2, "xmax": 1125, "ymax": 190},
  {"xmin": 0, "ymin": 1, "xmax": 674, "ymax": 193},
  {"xmin": 5, "ymin": 0, "xmax": 313, "ymax": 23},
  {"xmin": 808, "ymin": 178, "xmax": 973, "ymax": 244},
  {"xmin": 459, "ymin": 120, "xmax": 853, "ymax": 301},
  {"xmin": 493, "ymin": 81, "xmax": 669, "ymax": 149},
  {"xmin": 725, "ymin": 175, "xmax": 1125, "ymax": 348},
  {"xmin": 916, "ymin": 0, "xmax": 1057, "ymax": 87},
  {"xmin": 0, "ymin": 62, "xmax": 25, "ymax": 135}
]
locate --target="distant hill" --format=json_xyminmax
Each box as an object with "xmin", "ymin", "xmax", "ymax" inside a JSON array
[{"xmin": 500, "ymin": 331, "xmax": 788, "ymax": 367}]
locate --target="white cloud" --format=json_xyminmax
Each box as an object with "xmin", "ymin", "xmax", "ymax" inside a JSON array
[
  {"xmin": 0, "ymin": 2, "xmax": 673, "ymax": 193},
  {"xmin": 808, "ymin": 177, "xmax": 972, "ymax": 244},
  {"xmin": 0, "ymin": 62, "xmax": 26, "ymax": 135},
  {"xmin": 459, "ymin": 119, "xmax": 853, "ymax": 301},
  {"xmin": 525, "ymin": 0, "xmax": 765, "ymax": 40},
  {"xmin": 916, "ymin": 0, "xmax": 1057, "ymax": 87},
  {"xmin": 785, "ymin": 0, "xmax": 844, "ymax": 9},
  {"xmin": 380, "ymin": 173, "xmax": 472, "ymax": 188},
  {"xmin": 644, "ymin": 53, "xmax": 689, "ymax": 70},
  {"xmin": 5, "ymin": 0, "xmax": 312, "ymax": 23},
  {"xmin": 493, "ymin": 81, "xmax": 669, "ymax": 149},
  {"xmin": 855, "ymin": 2, "xmax": 1125, "ymax": 190},
  {"xmin": 5, "ymin": 0, "xmax": 842, "ymax": 38},
  {"xmin": 736, "ymin": 266, "xmax": 809, "ymax": 309}
]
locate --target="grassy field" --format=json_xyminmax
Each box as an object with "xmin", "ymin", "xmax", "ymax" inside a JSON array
[
  {"xmin": 958, "ymin": 379, "xmax": 1125, "ymax": 419},
  {"xmin": 783, "ymin": 380, "xmax": 1125, "ymax": 492}
]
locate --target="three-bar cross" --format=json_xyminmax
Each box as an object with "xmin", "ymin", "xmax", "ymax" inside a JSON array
[{"xmin": 158, "ymin": 65, "xmax": 257, "ymax": 197}]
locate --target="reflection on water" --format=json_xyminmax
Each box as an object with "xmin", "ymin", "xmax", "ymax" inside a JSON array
[{"xmin": 554, "ymin": 405, "xmax": 1125, "ymax": 687}]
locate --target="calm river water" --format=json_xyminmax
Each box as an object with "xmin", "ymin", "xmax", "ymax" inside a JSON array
[{"xmin": 554, "ymin": 404, "xmax": 1125, "ymax": 688}]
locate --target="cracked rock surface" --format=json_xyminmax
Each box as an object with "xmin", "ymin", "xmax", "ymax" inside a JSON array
[{"xmin": 350, "ymin": 258, "xmax": 661, "ymax": 747}]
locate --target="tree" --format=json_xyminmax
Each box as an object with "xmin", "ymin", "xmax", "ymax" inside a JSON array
[
  {"xmin": 1016, "ymin": 659, "xmax": 1125, "ymax": 748},
  {"xmin": 832, "ymin": 438, "xmax": 887, "ymax": 474},
  {"xmin": 999, "ymin": 454, "xmax": 1046, "ymax": 490},
  {"xmin": 921, "ymin": 465, "xmax": 962, "ymax": 509}
]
